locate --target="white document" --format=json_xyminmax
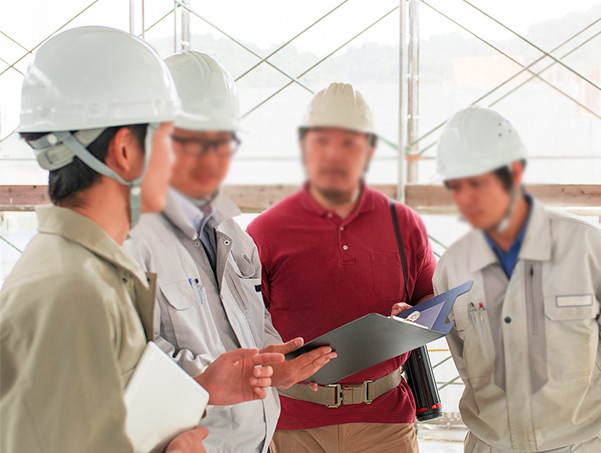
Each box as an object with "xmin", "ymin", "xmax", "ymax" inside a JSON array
[{"xmin": 124, "ymin": 341, "xmax": 209, "ymax": 453}]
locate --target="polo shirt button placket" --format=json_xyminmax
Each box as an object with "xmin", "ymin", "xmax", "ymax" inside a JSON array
[{"xmin": 338, "ymin": 221, "xmax": 355, "ymax": 264}]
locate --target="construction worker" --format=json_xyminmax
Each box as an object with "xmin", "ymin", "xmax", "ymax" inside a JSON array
[
  {"xmin": 433, "ymin": 106, "xmax": 601, "ymax": 452},
  {"xmin": 124, "ymin": 51, "xmax": 336, "ymax": 453},
  {"xmin": 0, "ymin": 27, "xmax": 281, "ymax": 453},
  {"xmin": 247, "ymin": 83, "xmax": 438, "ymax": 452}
]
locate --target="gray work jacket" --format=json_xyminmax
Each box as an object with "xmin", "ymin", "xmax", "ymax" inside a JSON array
[
  {"xmin": 125, "ymin": 191, "xmax": 281, "ymax": 453},
  {"xmin": 433, "ymin": 200, "xmax": 601, "ymax": 451}
]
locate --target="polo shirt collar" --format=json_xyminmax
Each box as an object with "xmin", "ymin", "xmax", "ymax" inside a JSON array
[{"xmin": 298, "ymin": 180, "xmax": 376, "ymax": 217}]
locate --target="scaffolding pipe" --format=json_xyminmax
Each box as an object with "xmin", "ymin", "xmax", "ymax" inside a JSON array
[
  {"xmin": 397, "ymin": 0, "xmax": 408, "ymax": 202},
  {"xmin": 141, "ymin": 0, "xmax": 145, "ymax": 40},
  {"xmin": 180, "ymin": 0, "xmax": 191, "ymax": 50},
  {"xmin": 129, "ymin": 0, "xmax": 135, "ymax": 34},
  {"xmin": 407, "ymin": 0, "xmax": 420, "ymax": 183}
]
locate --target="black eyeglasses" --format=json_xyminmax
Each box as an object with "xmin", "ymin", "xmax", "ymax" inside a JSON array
[{"xmin": 171, "ymin": 134, "xmax": 241, "ymax": 157}]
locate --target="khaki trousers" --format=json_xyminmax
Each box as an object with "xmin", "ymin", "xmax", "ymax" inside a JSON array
[
  {"xmin": 465, "ymin": 432, "xmax": 601, "ymax": 453},
  {"xmin": 271, "ymin": 423, "xmax": 419, "ymax": 453}
]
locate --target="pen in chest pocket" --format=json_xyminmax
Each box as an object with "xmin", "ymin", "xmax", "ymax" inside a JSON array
[
  {"xmin": 470, "ymin": 302, "xmax": 493, "ymax": 360},
  {"xmin": 189, "ymin": 278, "xmax": 204, "ymax": 305},
  {"xmin": 470, "ymin": 302, "xmax": 486, "ymax": 322}
]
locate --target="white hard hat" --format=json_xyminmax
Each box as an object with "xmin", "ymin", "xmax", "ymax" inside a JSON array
[
  {"xmin": 301, "ymin": 82, "xmax": 375, "ymax": 134},
  {"xmin": 164, "ymin": 51, "xmax": 240, "ymax": 132},
  {"xmin": 19, "ymin": 26, "xmax": 180, "ymax": 226},
  {"xmin": 436, "ymin": 105, "xmax": 527, "ymax": 181},
  {"xmin": 20, "ymin": 26, "xmax": 179, "ymax": 132}
]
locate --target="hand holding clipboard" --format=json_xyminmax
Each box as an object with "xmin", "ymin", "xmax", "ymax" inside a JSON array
[{"xmin": 285, "ymin": 281, "xmax": 473, "ymax": 385}]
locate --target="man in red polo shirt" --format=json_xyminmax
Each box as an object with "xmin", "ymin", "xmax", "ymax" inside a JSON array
[{"xmin": 247, "ymin": 83, "xmax": 437, "ymax": 452}]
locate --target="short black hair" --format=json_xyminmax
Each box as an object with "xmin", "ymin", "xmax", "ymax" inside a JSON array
[
  {"xmin": 444, "ymin": 159, "xmax": 527, "ymax": 191},
  {"xmin": 20, "ymin": 124, "xmax": 148, "ymax": 207},
  {"xmin": 298, "ymin": 127, "xmax": 378, "ymax": 148},
  {"xmin": 493, "ymin": 159, "xmax": 527, "ymax": 191}
]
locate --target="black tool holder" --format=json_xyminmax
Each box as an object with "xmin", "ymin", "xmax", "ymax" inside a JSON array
[
  {"xmin": 404, "ymin": 345, "xmax": 443, "ymax": 421},
  {"xmin": 389, "ymin": 199, "xmax": 443, "ymax": 422}
]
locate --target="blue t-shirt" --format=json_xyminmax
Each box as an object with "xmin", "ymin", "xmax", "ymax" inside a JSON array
[{"xmin": 485, "ymin": 195, "xmax": 532, "ymax": 277}]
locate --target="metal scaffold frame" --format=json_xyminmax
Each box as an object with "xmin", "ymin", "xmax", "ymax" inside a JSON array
[
  {"xmin": 1, "ymin": 0, "xmax": 599, "ymax": 200},
  {"xmin": 1, "ymin": 1, "xmax": 600, "ymax": 427}
]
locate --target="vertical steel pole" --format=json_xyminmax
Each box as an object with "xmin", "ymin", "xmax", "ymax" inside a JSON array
[
  {"xmin": 129, "ymin": 0, "xmax": 136, "ymax": 35},
  {"xmin": 141, "ymin": 0, "xmax": 146, "ymax": 40},
  {"xmin": 182, "ymin": 0, "xmax": 191, "ymax": 50},
  {"xmin": 173, "ymin": 0, "xmax": 177, "ymax": 52},
  {"xmin": 398, "ymin": 0, "xmax": 408, "ymax": 202},
  {"xmin": 407, "ymin": 0, "xmax": 420, "ymax": 183},
  {"xmin": 177, "ymin": 0, "xmax": 191, "ymax": 50}
]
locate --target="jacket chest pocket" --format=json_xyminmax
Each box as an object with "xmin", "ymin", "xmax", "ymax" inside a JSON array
[
  {"xmin": 454, "ymin": 302, "xmax": 495, "ymax": 383},
  {"xmin": 544, "ymin": 294, "xmax": 599, "ymax": 381},
  {"xmin": 158, "ymin": 279, "xmax": 223, "ymax": 348},
  {"xmin": 371, "ymin": 251, "xmax": 403, "ymax": 302},
  {"xmin": 228, "ymin": 274, "xmax": 265, "ymax": 346},
  {"xmin": 238, "ymin": 277, "xmax": 263, "ymax": 308},
  {"xmin": 230, "ymin": 273, "xmax": 265, "ymax": 315},
  {"xmin": 160, "ymin": 279, "xmax": 202, "ymax": 310}
]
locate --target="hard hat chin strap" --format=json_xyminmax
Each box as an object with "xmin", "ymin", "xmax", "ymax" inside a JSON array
[
  {"xmin": 28, "ymin": 123, "xmax": 159, "ymax": 228},
  {"xmin": 492, "ymin": 165, "xmax": 520, "ymax": 233}
]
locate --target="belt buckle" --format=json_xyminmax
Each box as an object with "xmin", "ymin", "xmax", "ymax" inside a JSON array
[
  {"xmin": 363, "ymin": 379, "xmax": 374, "ymax": 404},
  {"xmin": 325, "ymin": 383, "xmax": 342, "ymax": 408}
]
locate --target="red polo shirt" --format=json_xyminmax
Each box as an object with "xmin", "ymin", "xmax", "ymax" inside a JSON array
[{"xmin": 247, "ymin": 184, "xmax": 437, "ymax": 430}]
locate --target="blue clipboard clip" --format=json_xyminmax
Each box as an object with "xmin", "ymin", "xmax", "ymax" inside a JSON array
[{"xmin": 395, "ymin": 280, "xmax": 473, "ymax": 335}]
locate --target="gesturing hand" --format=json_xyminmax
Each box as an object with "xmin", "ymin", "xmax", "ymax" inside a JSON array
[
  {"xmin": 261, "ymin": 338, "xmax": 337, "ymax": 391},
  {"xmin": 194, "ymin": 348, "xmax": 284, "ymax": 405}
]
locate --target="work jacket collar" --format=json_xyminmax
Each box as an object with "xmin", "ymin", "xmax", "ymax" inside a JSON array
[
  {"xmin": 163, "ymin": 188, "xmax": 241, "ymax": 240},
  {"xmin": 36, "ymin": 205, "xmax": 150, "ymax": 288},
  {"xmin": 211, "ymin": 191, "xmax": 242, "ymax": 227},
  {"xmin": 518, "ymin": 198, "xmax": 551, "ymax": 262},
  {"xmin": 469, "ymin": 197, "xmax": 551, "ymax": 273}
]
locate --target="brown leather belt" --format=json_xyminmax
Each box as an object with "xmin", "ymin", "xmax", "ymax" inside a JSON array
[{"xmin": 278, "ymin": 369, "xmax": 402, "ymax": 408}]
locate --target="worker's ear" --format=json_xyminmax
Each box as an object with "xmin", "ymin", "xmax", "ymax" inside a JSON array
[
  {"xmin": 105, "ymin": 127, "xmax": 144, "ymax": 181},
  {"xmin": 299, "ymin": 140, "xmax": 306, "ymax": 166},
  {"xmin": 511, "ymin": 160, "xmax": 524, "ymax": 188},
  {"xmin": 368, "ymin": 145, "xmax": 375, "ymax": 160},
  {"xmin": 363, "ymin": 145, "xmax": 376, "ymax": 173}
]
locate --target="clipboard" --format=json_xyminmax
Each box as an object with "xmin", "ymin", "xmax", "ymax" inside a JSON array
[
  {"xmin": 285, "ymin": 281, "xmax": 473, "ymax": 385},
  {"xmin": 124, "ymin": 341, "xmax": 209, "ymax": 453}
]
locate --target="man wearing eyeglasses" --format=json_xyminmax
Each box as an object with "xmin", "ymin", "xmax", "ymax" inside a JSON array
[{"xmin": 124, "ymin": 51, "xmax": 335, "ymax": 453}]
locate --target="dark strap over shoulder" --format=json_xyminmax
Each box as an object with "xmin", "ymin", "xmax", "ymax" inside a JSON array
[{"xmin": 389, "ymin": 199, "xmax": 411, "ymax": 304}]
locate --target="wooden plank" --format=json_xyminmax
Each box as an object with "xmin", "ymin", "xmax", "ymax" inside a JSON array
[
  {"xmin": 406, "ymin": 184, "xmax": 601, "ymax": 209},
  {"xmin": 0, "ymin": 185, "xmax": 50, "ymax": 211},
  {"xmin": 0, "ymin": 184, "xmax": 398, "ymax": 212},
  {"xmin": 2, "ymin": 184, "xmax": 600, "ymax": 213}
]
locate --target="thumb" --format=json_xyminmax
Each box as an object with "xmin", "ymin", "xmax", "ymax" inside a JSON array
[{"xmin": 223, "ymin": 348, "xmax": 260, "ymax": 363}]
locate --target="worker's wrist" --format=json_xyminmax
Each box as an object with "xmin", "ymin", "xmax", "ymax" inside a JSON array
[{"xmin": 193, "ymin": 373, "xmax": 213, "ymax": 404}]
